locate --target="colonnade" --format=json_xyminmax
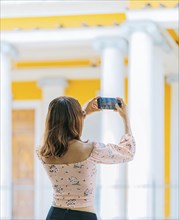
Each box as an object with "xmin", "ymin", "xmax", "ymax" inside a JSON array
[{"xmin": 0, "ymin": 21, "xmax": 178, "ymax": 220}]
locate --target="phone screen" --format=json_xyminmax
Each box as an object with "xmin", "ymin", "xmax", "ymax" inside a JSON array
[{"xmin": 97, "ymin": 97, "xmax": 122, "ymax": 110}]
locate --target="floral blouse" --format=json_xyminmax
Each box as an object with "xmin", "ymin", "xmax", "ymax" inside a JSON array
[{"xmin": 36, "ymin": 133, "xmax": 135, "ymax": 209}]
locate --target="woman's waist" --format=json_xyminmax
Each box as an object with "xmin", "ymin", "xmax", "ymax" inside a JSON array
[
  {"xmin": 52, "ymin": 205, "xmax": 96, "ymax": 214},
  {"xmin": 53, "ymin": 195, "xmax": 94, "ymax": 209}
]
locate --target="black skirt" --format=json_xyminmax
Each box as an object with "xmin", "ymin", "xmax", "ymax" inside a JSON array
[{"xmin": 46, "ymin": 206, "xmax": 98, "ymax": 220}]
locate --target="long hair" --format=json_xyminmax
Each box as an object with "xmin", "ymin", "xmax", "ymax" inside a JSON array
[{"xmin": 39, "ymin": 96, "xmax": 84, "ymax": 158}]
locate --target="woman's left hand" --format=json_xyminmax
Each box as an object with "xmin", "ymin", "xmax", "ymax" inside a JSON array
[{"xmin": 83, "ymin": 96, "xmax": 101, "ymax": 116}]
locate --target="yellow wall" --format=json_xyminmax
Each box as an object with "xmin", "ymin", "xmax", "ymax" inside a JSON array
[
  {"xmin": 168, "ymin": 29, "xmax": 179, "ymax": 45},
  {"xmin": 65, "ymin": 79, "xmax": 100, "ymax": 105},
  {"xmin": 164, "ymin": 83, "xmax": 171, "ymax": 219},
  {"xmin": 12, "ymin": 81, "xmax": 42, "ymax": 100}
]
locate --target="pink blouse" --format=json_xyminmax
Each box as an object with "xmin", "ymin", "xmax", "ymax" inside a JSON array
[{"xmin": 36, "ymin": 134, "xmax": 135, "ymax": 209}]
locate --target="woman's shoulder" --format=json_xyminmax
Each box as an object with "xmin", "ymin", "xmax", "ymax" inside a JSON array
[
  {"xmin": 81, "ymin": 141, "xmax": 94, "ymax": 157},
  {"xmin": 38, "ymin": 141, "xmax": 94, "ymax": 165}
]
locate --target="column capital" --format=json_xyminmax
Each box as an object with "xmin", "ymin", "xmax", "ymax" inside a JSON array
[
  {"xmin": 120, "ymin": 20, "xmax": 171, "ymax": 52},
  {"xmin": 93, "ymin": 37, "xmax": 128, "ymax": 54},
  {"xmin": 0, "ymin": 41, "xmax": 18, "ymax": 57},
  {"xmin": 38, "ymin": 78, "xmax": 68, "ymax": 88},
  {"xmin": 165, "ymin": 74, "xmax": 179, "ymax": 84}
]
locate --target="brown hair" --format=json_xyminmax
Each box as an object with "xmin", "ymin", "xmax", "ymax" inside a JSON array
[{"xmin": 39, "ymin": 96, "xmax": 84, "ymax": 158}]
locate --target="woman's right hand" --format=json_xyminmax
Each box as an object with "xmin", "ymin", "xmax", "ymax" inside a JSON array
[
  {"xmin": 115, "ymin": 97, "xmax": 128, "ymax": 119},
  {"xmin": 83, "ymin": 96, "xmax": 101, "ymax": 116}
]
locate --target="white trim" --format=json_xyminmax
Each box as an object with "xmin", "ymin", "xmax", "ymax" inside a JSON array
[
  {"xmin": 12, "ymin": 100, "xmax": 42, "ymax": 220},
  {"xmin": 1, "ymin": 27, "xmax": 127, "ymax": 45},
  {"xmin": 13, "ymin": 100, "xmax": 41, "ymax": 110},
  {"xmin": 12, "ymin": 67, "xmax": 101, "ymax": 81},
  {"xmin": 126, "ymin": 8, "xmax": 179, "ymax": 29},
  {"xmin": 1, "ymin": 1, "xmax": 127, "ymax": 18}
]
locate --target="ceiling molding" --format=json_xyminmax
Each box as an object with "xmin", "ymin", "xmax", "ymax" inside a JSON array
[
  {"xmin": 12, "ymin": 67, "xmax": 101, "ymax": 81},
  {"xmin": 1, "ymin": 1, "xmax": 128, "ymax": 18},
  {"xmin": 126, "ymin": 8, "xmax": 179, "ymax": 29}
]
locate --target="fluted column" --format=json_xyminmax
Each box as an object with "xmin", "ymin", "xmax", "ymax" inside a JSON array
[
  {"xmin": 0, "ymin": 42, "xmax": 17, "ymax": 219},
  {"xmin": 94, "ymin": 37, "xmax": 128, "ymax": 219}
]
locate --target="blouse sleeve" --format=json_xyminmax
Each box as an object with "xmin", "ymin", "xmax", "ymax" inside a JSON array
[{"xmin": 89, "ymin": 134, "xmax": 136, "ymax": 164}]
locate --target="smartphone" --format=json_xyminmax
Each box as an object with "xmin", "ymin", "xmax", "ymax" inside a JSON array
[{"xmin": 97, "ymin": 97, "xmax": 122, "ymax": 110}]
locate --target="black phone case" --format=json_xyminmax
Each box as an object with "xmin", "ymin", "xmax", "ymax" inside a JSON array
[{"xmin": 97, "ymin": 97, "xmax": 122, "ymax": 110}]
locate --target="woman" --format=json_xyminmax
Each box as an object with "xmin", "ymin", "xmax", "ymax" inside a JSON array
[{"xmin": 36, "ymin": 96, "xmax": 135, "ymax": 220}]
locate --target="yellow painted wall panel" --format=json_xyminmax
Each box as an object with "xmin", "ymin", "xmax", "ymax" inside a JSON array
[
  {"xmin": 164, "ymin": 82, "xmax": 171, "ymax": 219},
  {"xmin": 12, "ymin": 81, "xmax": 42, "ymax": 100},
  {"xmin": 65, "ymin": 78, "xmax": 128, "ymax": 105},
  {"xmin": 167, "ymin": 29, "xmax": 179, "ymax": 45},
  {"xmin": 65, "ymin": 79, "xmax": 100, "ymax": 105},
  {"xmin": 124, "ymin": 77, "xmax": 128, "ymax": 104},
  {"xmin": 0, "ymin": 13, "xmax": 126, "ymax": 31}
]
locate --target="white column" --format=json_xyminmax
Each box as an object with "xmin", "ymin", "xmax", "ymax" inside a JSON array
[
  {"xmin": 170, "ymin": 80, "xmax": 179, "ymax": 220},
  {"xmin": 128, "ymin": 32, "xmax": 164, "ymax": 219},
  {"xmin": 151, "ymin": 48, "xmax": 164, "ymax": 219},
  {"xmin": 94, "ymin": 38, "xmax": 127, "ymax": 219},
  {"xmin": 128, "ymin": 31, "xmax": 153, "ymax": 219},
  {"xmin": 0, "ymin": 42, "xmax": 17, "ymax": 219},
  {"xmin": 35, "ymin": 78, "xmax": 68, "ymax": 219}
]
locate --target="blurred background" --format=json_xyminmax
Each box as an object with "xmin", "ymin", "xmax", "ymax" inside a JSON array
[{"xmin": 0, "ymin": 1, "xmax": 178, "ymax": 220}]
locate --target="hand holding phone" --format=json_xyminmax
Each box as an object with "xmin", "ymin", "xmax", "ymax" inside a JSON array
[
  {"xmin": 83, "ymin": 96, "xmax": 101, "ymax": 116},
  {"xmin": 97, "ymin": 97, "xmax": 122, "ymax": 110}
]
